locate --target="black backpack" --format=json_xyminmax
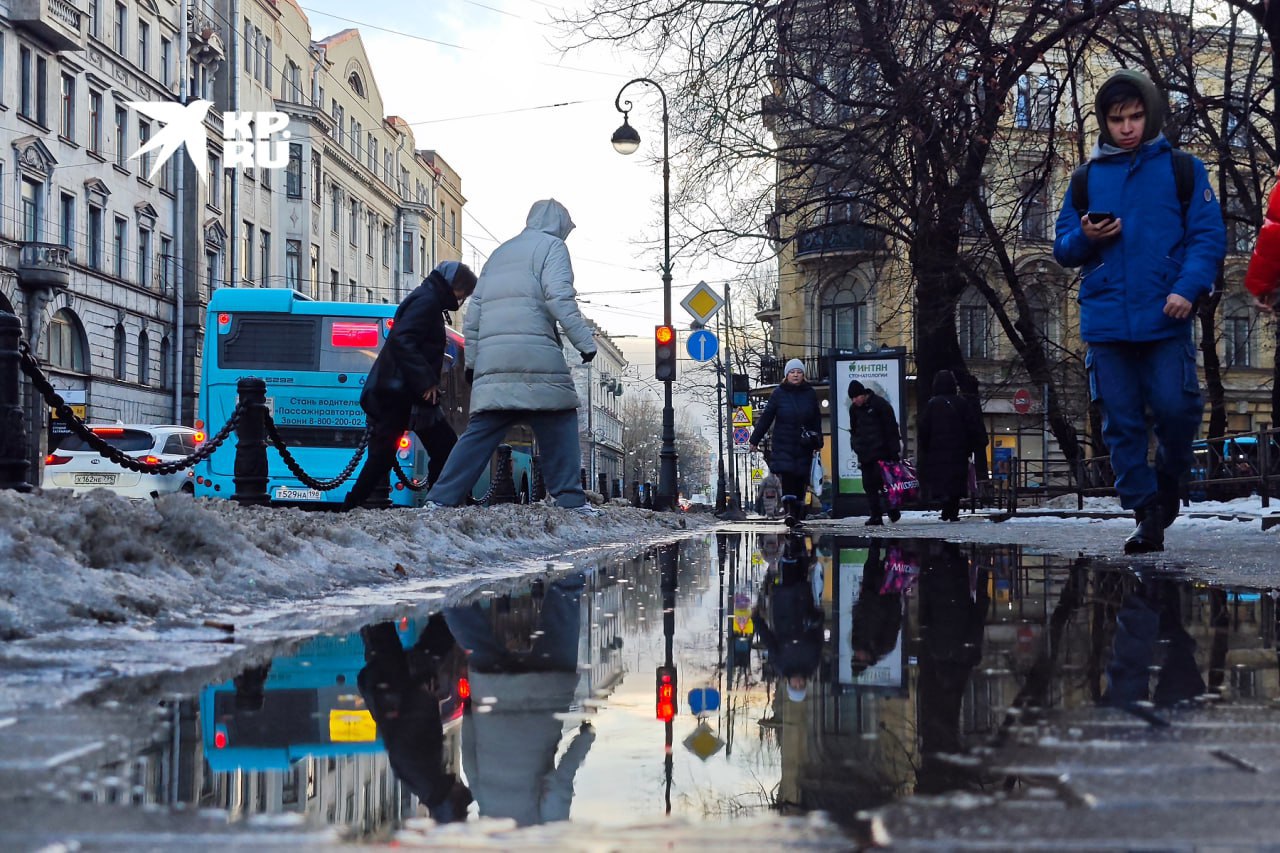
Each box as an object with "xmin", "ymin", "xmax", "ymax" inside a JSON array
[{"xmin": 1070, "ymin": 148, "xmax": 1196, "ymax": 221}]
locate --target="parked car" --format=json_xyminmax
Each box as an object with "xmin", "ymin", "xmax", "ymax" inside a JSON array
[{"xmin": 42, "ymin": 425, "xmax": 200, "ymax": 501}]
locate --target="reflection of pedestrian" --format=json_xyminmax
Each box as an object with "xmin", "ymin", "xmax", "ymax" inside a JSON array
[
  {"xmin": 750, "ymin": 359, "xmax": 822, "ymax": 525},
  {"xmin": 918, "ymin": 370, "xmax": 983, "ymax": 522},
  {"xmin": 753, "ymin": 534, "xmax": 824, "ymax": 702},
  {"xmin": 444, "ymin": 574, "xmax": 595, "ymax": 826},
  {"xmin": 426, "ymin": 200, "xmax": 598, "ymax": 513},
  {"xmin": 357, "ymin": 615, "xmax": 473, "ymax": 822},
  {"xmin": 344, "ymin": 261, "xmax": 478, "ymax": 510},
  {"xmin": 1105, "ymin": 577, "xmax": 1204, "ymax": 707},
  {"xmin": 849, "ymin": 543, "xmax": 904, "ymax": 678},
  {"xmin": 847, "ymin": 380, "xmax": 902, "ymax": 526}
]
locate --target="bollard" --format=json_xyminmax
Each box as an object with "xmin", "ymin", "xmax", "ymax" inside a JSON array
[
  {"xmin": 580, "ymin": 467, "xmax": 588, "ymax": 489},
  {"xmin": 531, "ymin": 455, "xmax": 547, "ymax": 501},
  {"xmin": 232, "ymin": 377, "xmax": 270, "ymax": 506},
  {"xmin": 0, "ymin": 312, "xmax": 31, "ymax": 492},
  {"xmin": 597, "ymin": 471, "xmax": 609, "ymax": 498},
  {"xmin": 489, "ymin": 444, "xmax": 517, "ymax": 504},
  {"xmin": 612, "ymin": 477, "xmax": 622, "ymax": 499},
  {"xmin": 643, "ymin": 481, "xmax": 654, "ymax": 509},
  {"xmin": 631, "ymin": 480, "xmax": 640, "ymax": 507}
]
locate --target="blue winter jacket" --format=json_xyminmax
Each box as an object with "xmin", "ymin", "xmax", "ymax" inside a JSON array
[{"xmin": 1053, "ymin": 135, "xmax": 1225, "ymax": 343}]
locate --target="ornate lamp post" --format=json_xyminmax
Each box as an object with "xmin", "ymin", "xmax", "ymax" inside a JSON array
[{"xmin": 613, "ymin": 77, "xmax": 678, "ymax": 511}]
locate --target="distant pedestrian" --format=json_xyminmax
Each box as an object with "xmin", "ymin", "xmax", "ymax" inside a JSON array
[
  {"xmin": 750, "ymin": 358, "xmax": 822, "ymax": 525},
  {"xmin": 955, "ymin": 370, "xmax": 990, "ymax": 492},
  {"xmin": 344, "ymin": 261, "xmax": 477, "ymax": 510},
  {"xmin": 1053, "ymin": 68, "xmax": 1225, "ymax": 554},
  {"xmin": 917, "ymin": 369, "xmax": 983, "ymax": 522},
  {"xmin": 847, "ymin": 379, "xmax": 902, "ymax": 525},
  {"xmin": 425, "ymin": 200, "xmax": 599, "ymax": 514}
]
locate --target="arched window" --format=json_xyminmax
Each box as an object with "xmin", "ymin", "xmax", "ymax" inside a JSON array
[
  {"xmin": 1221, "ymin": 295, "xmax": 1256, "ymax": 368},
  {"xmin": 958, "ymin": 288, "xmax": 996, "ymax": 360},
  {"xmin": 1024, "ymin": 287, "xmax": 1054, "ymax": 348},
  {"xmin": 44, "ymin": 309, "xmax": 88, "ymax": 373},
  {"xmin": 348, "ymin": 72, "xmax": 365, "ymax": 98},
  {"xmin": 113, "ymin": 323, "xmax": 127, "ymax": 379},
  {"xmin": 138, "ymin": 330, "xmax": 151, "ymax": 385},
  {"xmin": 159, "ymin": 335, "xmax": 172, "ymax": 389},
  {"xmin": 819, "ymin": 275, "xmax": 872, "ymax": 351}
]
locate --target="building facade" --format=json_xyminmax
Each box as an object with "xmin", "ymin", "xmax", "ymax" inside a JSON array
[{"xmin": 565, "ymin": 320, "xmax": 627, "ymax": 495}]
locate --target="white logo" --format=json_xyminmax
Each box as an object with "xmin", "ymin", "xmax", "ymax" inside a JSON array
[{"xmin": 128, "ymin": 100, "xmax": 292, "ymax": 185}]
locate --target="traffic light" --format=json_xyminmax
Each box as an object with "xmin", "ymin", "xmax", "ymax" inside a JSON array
[
  {"xmin": 656, "ymin": 665, "xmax": 678, "ymax": 721},
  {"xmin": 654, "ymin": 325, "xmax": 677, "ymax": 382}
]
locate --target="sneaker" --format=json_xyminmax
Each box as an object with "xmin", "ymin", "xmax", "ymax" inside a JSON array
[
  {"xmin": 571, "ymin": 504, "xmax": 603, "ymax": 517},
  {"xmin": 424, "ymin": 500, "xmax": 448, "ymax": 510},
  {"xmin": 887, "ymin": 509, "xmax": 901, "ymax": 523}
]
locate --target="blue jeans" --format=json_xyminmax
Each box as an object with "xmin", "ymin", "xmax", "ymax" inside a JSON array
[
  {"xmin": 1087, "ymin": 338, "xmax": 1202, "ymax": 511},
  {"xmin": 425, "ymin": 408, "xmax": 585, "ymax": 508}
]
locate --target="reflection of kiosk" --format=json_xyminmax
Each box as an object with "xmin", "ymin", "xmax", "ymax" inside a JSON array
[
  {"xmin": 828, "ymin": 348, "xmax": 908, "ymax": 519},
  {"xmin": 831, "ymin": 539, "xmax": 907, "ymax": 693}
]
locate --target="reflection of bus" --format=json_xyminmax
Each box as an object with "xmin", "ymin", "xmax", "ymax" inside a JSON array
[{"xmin": 194, "ymin": 288, "xmax": 533, "ymax": 506}]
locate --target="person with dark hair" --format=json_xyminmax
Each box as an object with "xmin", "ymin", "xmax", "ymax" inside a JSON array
[
  {"xmin": 918, "ymin": 369, "xmax": 984, "ymax": 522},
  {"xmin": 750, "ymin": 358, "xmax": 822, "ymax": 525},
  {"xmin": 1053, "ymin": 69, "xmax": 1225, "ymax": 554},
  {"xmin": 753, "ymin": 533, "xmax": 824, "ymax": 703},
  {"xmin": 954, "ymin": 370, "xmax": 990, "ymax": 490},
  {"xmin": 343, "ymin": 260, "xmax": 478, "ymax": 510},
  {"xmin": 847, "ymin": 379, "xmax": 902, "ymax": 526}
]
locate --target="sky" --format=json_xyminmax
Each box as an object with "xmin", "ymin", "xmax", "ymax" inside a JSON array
[{"xmin": 296, "ymin": 0, "xmax": 736, "ymax": 349}]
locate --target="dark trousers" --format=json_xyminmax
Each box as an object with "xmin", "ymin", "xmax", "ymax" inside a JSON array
[
  {"xmin": 859, "ymin": 455, "xmax": 886, "ymax": 518},
  {"xmin": 778, "ymin": 472, "xmax": 808, "ymax": 520},
  {"xmin": 346, "ymin": 400, "xmax": 458, "ymax": 507}
]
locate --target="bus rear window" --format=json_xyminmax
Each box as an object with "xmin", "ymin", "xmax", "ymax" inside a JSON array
[{"xmin": 221, "ymin": 317, "xmax": 319, "ymax": 370}]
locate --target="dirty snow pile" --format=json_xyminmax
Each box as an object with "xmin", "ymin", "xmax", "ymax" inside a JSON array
[{"xmin": 0, "ymin": 489, "xmax": 703, "ymax": 639}]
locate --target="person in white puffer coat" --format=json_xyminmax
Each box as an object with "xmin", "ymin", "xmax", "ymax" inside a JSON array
[{"xmin": 425, "ymin": 199, "xmax": 597, "ymax": 510}]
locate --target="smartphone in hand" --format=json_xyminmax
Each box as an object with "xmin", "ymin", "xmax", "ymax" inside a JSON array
[{"xmin": 1086, "ymin": 211, "xmax": 1116, "ymax": 224}]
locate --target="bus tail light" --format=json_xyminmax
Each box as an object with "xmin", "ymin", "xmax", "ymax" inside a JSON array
[
  {"xmin": 213, "ymin": 725, "xmax": 228, "ymax": 749},
  {"xmin": 194, "ymin": 420, "xmax": 206, "ymax": 443}
]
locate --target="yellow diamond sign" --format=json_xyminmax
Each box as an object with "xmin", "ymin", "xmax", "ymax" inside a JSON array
[
  {"xmin": 680, "ymin": 281, "xmax": 724, "ymax": 324},
  {"xmin": 683, "ymin": 721, "xmax": 725, "ymax": 761}
]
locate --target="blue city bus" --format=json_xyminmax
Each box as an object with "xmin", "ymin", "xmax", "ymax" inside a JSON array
[{"xmin": 194, "ymin": 288, "xmax": 533, "ymax": 506}]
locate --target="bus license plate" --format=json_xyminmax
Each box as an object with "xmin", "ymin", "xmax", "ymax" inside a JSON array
[
  {"xmin": 74, "ymin": 473, "xmax": 118, "ymax": 486},
  {"xmin": 274, "ymin": 487, "xmax": 321, "ymax": 501}
]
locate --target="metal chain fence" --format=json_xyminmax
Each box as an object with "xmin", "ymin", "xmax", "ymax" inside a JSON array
[{"xmin": 263, "ymin": 414, "xmax": 369, "ymax": 491}]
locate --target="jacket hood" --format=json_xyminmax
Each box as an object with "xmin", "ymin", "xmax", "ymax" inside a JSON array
[
  {"xmin": 426, "ymin": 269, "xmax": 461, "ymax": 311},
  {"xmin": 1095, "ymin": 69, "xmax": 1165, "ymax": 147},
  {"xmin": 525, "ymin": 199, "xmax": 575, "ymax": 240},
  {"xmin": 932, "ymin": 369, "xmax": 957, "ymax": 396}
]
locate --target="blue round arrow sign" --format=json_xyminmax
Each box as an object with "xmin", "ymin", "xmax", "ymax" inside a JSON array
[{"xmin": 686, "ymin": 329, "xmax": 719, "ymax": 363}]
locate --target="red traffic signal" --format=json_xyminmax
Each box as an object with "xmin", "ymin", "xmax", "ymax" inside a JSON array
[
  {"xmin": 654, "ymin": 325, "xmax": 677, "ymax": 382},
  {"xmin": 656, "ymin": 665, "xmax": 677, "ymax": 721}
]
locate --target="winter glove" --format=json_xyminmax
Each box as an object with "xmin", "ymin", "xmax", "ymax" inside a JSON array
[
  {"xmin": 464, "ymin": 368, "xmax": 474, "ymax": 385},
  {"xmin": 580, "ymin": 350, "xmax": 597, "ymax": 363}
]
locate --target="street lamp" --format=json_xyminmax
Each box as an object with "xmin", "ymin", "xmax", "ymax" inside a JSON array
[{"xmin": 613, "ymin": 77, "xmax": 678, "ymax": 511}]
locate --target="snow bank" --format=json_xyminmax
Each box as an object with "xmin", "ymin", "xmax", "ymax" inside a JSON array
[{"xmin": 0, "ymin": 490, "xmax": 703, "ymax": 640}]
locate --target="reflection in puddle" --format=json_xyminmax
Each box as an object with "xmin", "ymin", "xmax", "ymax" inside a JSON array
[{"xmin": 72, "ymin": 531, "xmax": 1280, "ymax": 842}]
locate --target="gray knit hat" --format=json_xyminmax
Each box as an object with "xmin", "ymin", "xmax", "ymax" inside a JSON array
[{"xmin": 784, "ymin": 358, "xmax": 805, "ymax": 376}]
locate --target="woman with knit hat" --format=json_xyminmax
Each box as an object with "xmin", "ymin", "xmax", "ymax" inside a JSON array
[{"xmin": 749, "ymin": 358, "xmax": 822, "ymax": 524}]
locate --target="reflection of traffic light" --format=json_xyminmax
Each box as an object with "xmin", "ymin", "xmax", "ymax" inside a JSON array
[
  {"xmin": 656, "ymin": 665, "xmax": 677, "ymax": 721},
  {"xmin": 654, "ymin": 325, "xmax": 677, "ymax": 382}
]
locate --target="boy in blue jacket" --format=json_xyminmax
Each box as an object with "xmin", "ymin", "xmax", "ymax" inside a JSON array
[{"xmin": 1054, "ymin": 69, "xmax": 1225, "ymax": 554}]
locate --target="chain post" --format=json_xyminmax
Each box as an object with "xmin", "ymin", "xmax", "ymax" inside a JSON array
[
  {"xmin": 0, "ymin": 312, "xmax": 31, "ymax": 492},
  {"xmin": 488, "ymin": 444, "xmax": 517, "ymax": 504},
  {"xmin": 644, "ymin": 481, "xmax": 654, "ymax": 509},
  {"xmin": 597, "ymin": 471, "xmax": 608, "ymax": 499},
  {"xmin": 233, "ymin": 377, "xmax": 270, "ymax": 506},
  {"xmin": 531, "ymin": 455, "xmax": 546, "ymax": 501}
]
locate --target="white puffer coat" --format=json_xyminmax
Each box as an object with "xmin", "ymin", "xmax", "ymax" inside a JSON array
[{"xmin": 464, "ymin": 199, "xmax": 597, "ymax": 413}]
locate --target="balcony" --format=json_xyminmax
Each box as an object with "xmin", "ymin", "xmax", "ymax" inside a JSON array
[
  {"xmin": 759, "ymin": 354, "xmax": 830, "ymax": 387},
  {"xmin": 10, "ymin": 0, "xmax": 83, "ymax": 52},
  {"xmin": 794, "ymin": 221, "xmax": 885, "ymax": 261},
  {"xmin": 18, "ymin": 242, "xmax": 71, "ymax": 291}
]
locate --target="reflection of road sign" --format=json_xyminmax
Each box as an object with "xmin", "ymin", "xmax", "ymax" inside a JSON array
[
  {"xmin": 683, "ymin": 720, "xmax": 725, "ymax": 761},
  {"xmin": 687, "ymin": 687, "xmax": 721, "ymax": 715},
  {"xmin": 733, "ymin": 427, "xmax": 750, "ymax": 445},
  {"xmin": 686, "ymin": 329, "xmax": 719, "ymax": 362},
  {"xmin": 751, "ymin": 467, "xmax": 764, "ymax": 483},
  {"xmin": 1013, "ymin": 388, "xmax": 1033, "ymax": 414},
  {"xmin": 732, "ymin": 406, "xmax": 752, "ymax": 426},
  {"xmin": 680, "ymin": 280, "xmax": 724, "ymax": 324}
]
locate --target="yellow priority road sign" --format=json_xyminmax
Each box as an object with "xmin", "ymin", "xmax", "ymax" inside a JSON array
[{"xmin": 680, "ymin": 280, "xmax": 725, "ymax": 324}]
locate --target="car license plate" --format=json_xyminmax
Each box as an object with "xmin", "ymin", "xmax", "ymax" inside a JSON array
[
  {"xmin": 273, "ymin": 487, "xmax": 322, "ymax": 501},
  {"xmin": 73, "ymin": 473, "xmax": 118, "ymax": 486}
]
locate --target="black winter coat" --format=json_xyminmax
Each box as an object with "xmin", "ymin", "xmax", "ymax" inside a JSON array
[
  {"xmin": 361, "ymin": 270, "xmax": 459, "ymax": 420},
  {"xmin": 750, "ymin": 381, "xmax": 822, "ymax": 477},
  {"xmin": 918, "ymin": 393, "xmax": 979, "ymax": 500},
  {"xmin": 848, "ymin": 391, "xmax": 900, "ymax": 462},
  {"xmin": 755, "ymin": 580, "xmax": 824, "ymax": 679}
]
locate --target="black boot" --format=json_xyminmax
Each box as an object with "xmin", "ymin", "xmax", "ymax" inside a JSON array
[
  {"xmin": 865, "ymin": 515, "xmax": 884, "ymax": 526},
  {"xmin": 1156, "ymin": 472, "xmax": 1181, "ymax": 529},
  {"xmin": 1124, "ymin": 511, "xmax": 1165, "ymax": 554}
]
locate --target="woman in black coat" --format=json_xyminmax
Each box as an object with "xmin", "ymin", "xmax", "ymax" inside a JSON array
[
  {"xmin": 917, "ymin": 369, "xmax": 981, "ymax": 521},
  {"xmin": 750, "ymin": 358, "xmax": 822, "ymax": 522}
]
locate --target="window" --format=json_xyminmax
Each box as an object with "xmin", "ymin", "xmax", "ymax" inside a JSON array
[
  {"xmin": 19, "ymin": 46, "xmax": 47, "ymax": 125},
  {"xmin": 819, "ymin": 276, "xmax": 870, "ymax": 351},
  {"xmin": 137, "ymin": 120, "xmax": 152, "ymax": 179},
  {"xmin": 206, "ymin": 249, "xmax": 219, "ymax": 292},
  {"xmin": 160, "ymin": 37, "xmax": 171, "ymax": 87},
  {"xmin": 253, "ymin": 26, "xmax": 262, "ymax": 82},
  {"xmin": 1020, "ymin": 179, "xmax": 1049, "ymax": 241},
  {"xmin": 20, "ymin": 178, "xmax": 42, "ymax": 242},
  {"xmin": 60, "ymin": 194, "xmax": 75, "ymax": 252},
  {"xmin": 46, "ymin": 309, "xmax": 87, "ymax": 372},
  {"xmin": 401, "ymin": 231, "xmax": 413, "ymax": 273},
  {"xmin": 438, "ymin": 201, "xmax": 445, "ymax": 236},
  {"xmin": 1222, "ymin": 299, "xmax": 1256, "ymax": 368},
  {"xmin": 286, "ymin": 143, "xmax": 302, "ymax": 198},
  {"xmin": 88, "ymin": 205, "xmax": 103, "ymax": 269},
  {"xmin": 349, "ymin": 199, "xmax": 359, "ymax": 245},
  {"xmin": 137, "ymin": 226, "xmax": 151, "ymax": 286},
  {"xmin": 958, "ymin": 288, "xmax": 995, "ymax": 359},
  {"xmin": 89, "ymin": 90, "xmax": 103, "ymax": 154},
  {"xmin": 330, "ymin": 268, "xmax": 339, "ymax": 301},
  {"xmin": 367, "ymin": 135, "xmax": 377, "ymax": 173},
  {"xmin": 264, "ymin": 38, "xmax": 272, "ymax": 88},
  {"xmin": 114, "ymin": 2, "xmax": 127, "ymax": 54},
  {"xmin": 366, "ymin": 213, "xmax": 375, "ymax": 254},
  {"xmin": 243, "ymin": 19, "xmax": 251, "ymax": 72},
  {"xmin": 260, "ymin": 152, "xmax": 271, "ymax": 190},
  {"xmin": 1015, "ymin": 73, "xmax": 1056, "ymax": 130},
  {"xmin": 138, "ymin": 20, "xmax": 149, "ymax": 71},
  {"xmin": 88, "ymin": 0, "xmax": 100, "ymax": 39},
  {"xmin": 331, "ymin": 185, "xmax": 341, "ymax": 233},
  {"xmin": 209, "ymin": 153, "xmax": 221, "ymax": 208},
  {"xmin": 241, "ymin": 221, "xmax": 254, "ymax": 283},
  {"xmin": 113, "ymin": 323, "xmax": 127, "ymax": 379},
  {"xmin": 59, "ymin": 73, "xmax": 75, "ymax": 140},
  {"xmin": 113, "ymin": 216, "xmax": 127, "ymax": 279},
  {"xmin": 260, "ymin": 230, "xmax": 271, "ymax": 285},
  {"xmin": 138, "ymin": 331, "xmax": 151, "ymax": 385},
  {"xmin": 450, "ymin": 211, "xmax": 457, "ymax": 246},
  {"xmin": 114, "ymin": 106, "xmax": 127, "ymax": 167},
  {"xmin": 311, "ymin": 154, "xmax": 321, "ymax": 204},
  {"xmin": 349, "ymin": 278, "xmax": 358, "ymax": 302},
  {"xmin": 310, "ymin": 244, "xmax": 319, "ymax": 298},
  {"xmin": 160, "ymin": 335, "xmax": 171, "ymax": 388},
  {"xmin": 159, "ymin": 235, "xmax": 172, "ymax": 292},
  {"xmin": 420, "ymin": 236, "xmax": 427, "ymax": 276},
  {"xmin": 286, "ymin": 240, "xmax": 301, "ymax": 290},
  {"xmin": 284, "ymin": 60, "xmax": 302, "ymax": 102},
  {"xmin": 382, "ymin": 224, "xmax": 391, "ymax": 266}
]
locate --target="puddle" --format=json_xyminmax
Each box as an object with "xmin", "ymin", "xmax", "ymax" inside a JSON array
[{"xmin": 29, "ymin": 531, "xmax": 1280, "ymax": 843}]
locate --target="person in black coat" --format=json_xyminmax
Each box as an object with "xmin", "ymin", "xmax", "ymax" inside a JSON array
[
  {"xmin": 847, "ymin": 379, "xmax": 902, "ymax": 525},
  {"xmin": 750, "ymin": 358, "xmax": 823, "ymax": 523},
  {"xmin": 956, "ymin": 370, "xmax": 990, "ymax": 485},
  {"xmin": 918, "ymin": 369, "xmax": 983, "ymax": 521},
  {"xmin": 344, "ymin": 261, "xmax": 477, "ymax": 509},
  {"xmin": 753, "ymin": 533, "xmax": 824, "ymax": 703},
  {"xmin": 849, "ymin": 542, "xmax": 905, "ymax": 678}
]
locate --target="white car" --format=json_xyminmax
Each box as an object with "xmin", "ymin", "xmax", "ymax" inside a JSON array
[{"xmin": 42, "ymin": 424, "xmax": 200, "ymax": 501}]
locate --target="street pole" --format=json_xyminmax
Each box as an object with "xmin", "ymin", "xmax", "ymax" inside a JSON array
[{"xmin": 613, "ymin": 78, "xmax": 678, "ymax": 511}]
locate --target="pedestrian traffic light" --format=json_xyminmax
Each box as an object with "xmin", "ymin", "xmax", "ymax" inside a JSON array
[
  {"xmin": 654, "ymin": 325, "xmax": 677, "ymax": 382},
  {"xmin": 656, "ymin": 665, "xmax": 677, "ymax": 721}
]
